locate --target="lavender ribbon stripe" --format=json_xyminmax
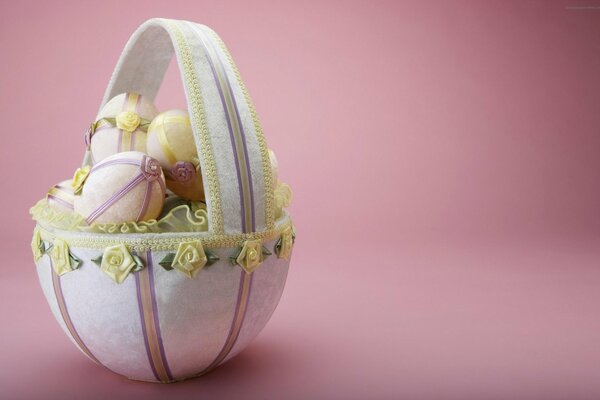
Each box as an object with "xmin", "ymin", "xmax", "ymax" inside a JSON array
[
  {"xmin": 86, "ymin": 172, "xmax": 146, "ymax": 224},
  {"xmin": 136, "ymin": 181, "xmax": 152, "ymax": 222},
  {"xmin": 84, "ymin": 155, "xmax": 163, "ymax": 225},
  {"xmin": 91, "ymin": 159, "xmax": 143, "ymax": 173},
  {"xmin": 47, "ymin": 195, "xmax": 74, "ymax": 210}
]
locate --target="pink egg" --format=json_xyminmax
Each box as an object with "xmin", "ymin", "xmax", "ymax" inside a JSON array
[{"xmin": 74, "ymin": 151, "xmax": 166, "ymax": 224}]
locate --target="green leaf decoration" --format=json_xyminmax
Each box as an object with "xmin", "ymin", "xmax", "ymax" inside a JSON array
[
  {"xmin": 93, "ymin": 252, "xmax": 145, "ymax": 271},
  {"xmin": 205, "ymin": 250, "xmax": 220, "ymax": 266},
  {"xmin": 159, "ymin": 253, "xmax": 175, "ymax": 271},
  {"xmin": 262, "ymin": 246, "xmax": 272, "ymax": 257},
  {"xmin": 275, "ymin": 227, "xmax": 296, "ymax": 260},
  {"xmin": 92, "ymin": 254, "xmax": 103, "ymax": 267},
  {"xmin": 95, "ymin": 117, "xmax": 152, "ymax": 133},
  {"xmin": 69, "ymin": 252, "xmax": 82, "ymax": 270},
  {"xmin": 132, "ymin": 255, "xmax": 145, "ymax": 272},
  {"xmin": 39, "ymin": 240, "xmax": 47, "ymax": 255},
  {"xmin": 229, "ymin": 247, "xmax": 242, "ymax": 265}
]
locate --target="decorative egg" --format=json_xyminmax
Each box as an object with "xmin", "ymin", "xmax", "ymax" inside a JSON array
[
  {"xmin": 146, "ymin": 109, "xmax": 205, "ymax": 201},
  {"xmin": 268, "ymin": 149, "xmax": 279, "ymax": 184},
  {"xmin": 46, "ymin": 179, "xmax": 75, "ymax": 212},
  {"xmin": 73, "ymin": 151, "xmax": 166, "ymax": 225},
  {"xmin": 88, "ymin": 93, "xmax": 158, "ymax": 164}
]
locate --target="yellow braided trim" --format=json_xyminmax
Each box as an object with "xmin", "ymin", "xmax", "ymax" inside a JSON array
[
  {"xmin": 36, "ymin": 217, "xmax": 293, "ymax": 252},
  {"xmin": 210, "ymin": 30, "xmax": 275, "ymax": 231},
  {"xmin": 169, "ymin": 21, "xmax": 224, "ymax": 234}
]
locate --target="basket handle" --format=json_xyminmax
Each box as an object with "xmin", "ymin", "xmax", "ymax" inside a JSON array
[{"xmin": 99, "ymin": 18, "xmax": 275, "ymax": 236}]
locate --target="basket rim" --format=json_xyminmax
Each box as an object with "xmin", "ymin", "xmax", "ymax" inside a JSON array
[{"xmin": 36, "ymin": 212, "xmax": 293, "ymax": 251}]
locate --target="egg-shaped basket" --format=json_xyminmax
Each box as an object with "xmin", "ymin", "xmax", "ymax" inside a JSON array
[{"xmin": 30, "ymin": 18, "xmax": 294, "ymax": 383}]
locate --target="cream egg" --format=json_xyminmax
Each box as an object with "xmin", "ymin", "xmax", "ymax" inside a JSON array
[
  {"xmin": 88, "ymin": 93, "xmax": 158, "ymax": 163},
  {"xmin": 146, "ymin": 109, "xmax": 205, "ymax": 201},
  {"xmin": 46, "ymin": 179, "xmax": 75, "ymax": 212},
  {"xmin": 73, "ymin": 151, "xmax": 165, "ymax": 224}
]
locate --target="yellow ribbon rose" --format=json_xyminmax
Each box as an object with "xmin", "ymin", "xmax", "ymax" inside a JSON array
[
  {"xmin": 116, "ymin": 111, "xmax": 141, "ymax": 132},
  {"xmin": 172, "ymin": 240, "xmax": 207, "ymax": 278},
  {"xmin": 50, "ymin": 238, "xmax": 73, "ymax": 276},
  {"xmin": 100, "ymin": 244, "xmax": 137, "ymax": 284},
  {"xmin": 31, "ymin": 229, "xmax": 44, "ymax": 262},
  {"xmin": 236, "ymin": 239, "xmax": 264, "ymax": 273},
  {"xmin": 274, "ymin": 182, "xmax": 293, "ymax": 209},
  {"xmin": 276, "ymin": 226, "xmax": 294, "ymax": 261},
  {"xmin": 274, "ymin": 182, "xmax": 293, "ymax": 219},
  {"xmin": 72, "ymin": 165, "xmax": 91, "ymax": 195}
]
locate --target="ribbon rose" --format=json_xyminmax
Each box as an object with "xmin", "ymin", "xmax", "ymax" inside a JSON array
[
  {"xmin": 275, "ymin": 226, "xmax": 295, "ymax": 261},
  {"xmin": 31, "ymin": 229, "xmax": 44, "ymax": 262},
  {"xmin": 116, "ymin": 111, "xmax": 141, "ymax": 132},
  {"xmin": 99, "ymin": 244, "xmax": 138, "ymax": 284},
  {"xmin": 72, "ymin": 165, "xmax": 91, "ymax": 195},
  {"xmin": 236, "ymin": 239, "xmax": 264, "ymax": 273},
  {"xmin": 172, "ymin": 240, "xmax": 207, "ymax": 278},
  {"xmin": 169, "ymin": 161, "xmax": 195, "ymax": 183},
  {"xmin": 50, "ymin": 238, "xmax": 73, "ymax": 276}
]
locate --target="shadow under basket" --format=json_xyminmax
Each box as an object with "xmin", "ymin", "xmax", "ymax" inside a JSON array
[{"xmin": 30, "ymin": 18, "xmax": 294, "ymax": 383}]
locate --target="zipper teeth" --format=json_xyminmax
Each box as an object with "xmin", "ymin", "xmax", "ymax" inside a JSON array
[{"xmin": 36, "ymin": 217, "xmax": 293, "ymax": 251}]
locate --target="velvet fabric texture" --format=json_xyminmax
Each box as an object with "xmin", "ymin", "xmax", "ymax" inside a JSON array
[
  {"xmin": 35, "ymin": 236, "xmax": 290, "ymax": 382},
  {"xmin": 35, "ymin": 18, "xmax": 293, "ymax": 383}
]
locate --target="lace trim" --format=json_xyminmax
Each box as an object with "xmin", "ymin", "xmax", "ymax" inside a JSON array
[
  {"xmin": 35, "ymin": 216, "xmax": 293, "ymax": 251},
  {"xmin": 30, "ymin": 198, "xmax": 208, "ymax": 234}
]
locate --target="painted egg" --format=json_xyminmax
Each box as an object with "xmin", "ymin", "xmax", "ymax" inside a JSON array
[
  {"xmin": 146, "ymin": 109, "xmax": 205, "ymax": 201},
  {"xmin": 74, "ymin": 151, "xmax": 166, "ymax": 224},
  {"xmin": 88, "ymin": 93, "xmax": 158, "ymax": 164},
  {"xmin": 46, "ymin": 179, "xmax": 75, "ymax": 212}
]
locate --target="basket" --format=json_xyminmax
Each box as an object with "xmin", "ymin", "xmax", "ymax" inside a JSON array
[{"xmin": 30, "ymin": 18, "xmax": 294, "ymax": 383}]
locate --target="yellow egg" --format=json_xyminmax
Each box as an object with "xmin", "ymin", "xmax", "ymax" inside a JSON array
[
  {"xmin": 88, "ymin": 93, "xmax": 158, "ymax": 164},
  {"xmin": 74, "ymin": 151, "xmax": 165, "ymax": 224},
  {"xmin": 146, "ymin": 109, "xmax": 205, "ymax": 201}
]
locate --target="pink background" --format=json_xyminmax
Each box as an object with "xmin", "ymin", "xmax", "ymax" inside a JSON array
[{"xmin": 2, "ymin": 0, "xmax": 600, "ymax": 398}]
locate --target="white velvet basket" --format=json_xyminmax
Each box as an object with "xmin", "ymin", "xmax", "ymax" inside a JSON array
[{"xmin": 31, "ymin": 18, "xmax": 293, "ymax": 383}]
